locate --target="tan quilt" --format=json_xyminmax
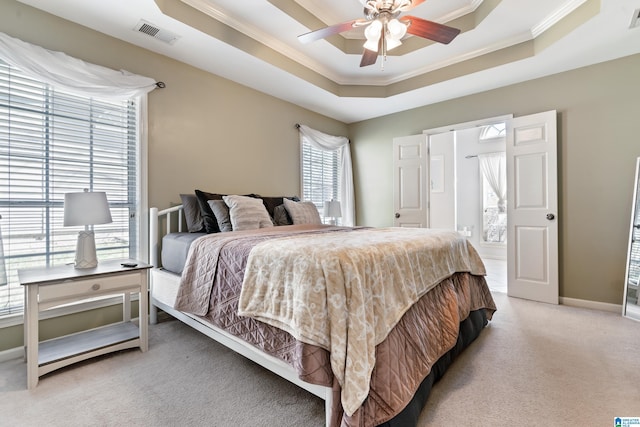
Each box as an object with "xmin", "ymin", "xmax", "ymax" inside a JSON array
[{"xmin": 237, "ymin": 227, "xmax": 486, "ymax": 416}]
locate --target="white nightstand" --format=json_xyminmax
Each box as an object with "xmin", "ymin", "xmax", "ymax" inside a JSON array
[{"xmin": 18, "ymin": 259, "xmax": 151, "ymax": 389}]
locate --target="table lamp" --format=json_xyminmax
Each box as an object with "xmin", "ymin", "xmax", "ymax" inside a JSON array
[
  {"xmin": 64, "ymin": 189, "xmax": 112, "ymax": 269},
  {"xmin": 323, "ymin": 200, "xmax": 342, "ymax": 225}
]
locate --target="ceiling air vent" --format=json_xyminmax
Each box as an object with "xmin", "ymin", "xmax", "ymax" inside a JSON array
[
  {"xmin": 134, "ymin": 19, "xmax": 180, "ymax": 45},
  {"xmin": 630, "ymin": 9, "xmax": 640, "ymax": 29}
]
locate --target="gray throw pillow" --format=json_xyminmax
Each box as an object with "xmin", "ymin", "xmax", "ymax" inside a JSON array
[
  {"xmin": 180, "ymin": 194, "xmax": 205, "ymax": 233},
  {"xmin": 223, "ymin": 195, "xmax": 274, "ymax": 231},
  {"xmin": 283, "ymin": 198, "xmax": 322, "ymax": 225},
  {"xmin": 273, "ymin": 204, "xmax": 293, "ymax": 226},
  {"xmin": 207, "ymin": 199, "xmax": 233, "ymax": 232}
]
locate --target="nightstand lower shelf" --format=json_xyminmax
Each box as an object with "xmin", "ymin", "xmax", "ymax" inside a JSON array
[
  {"xmin": 39, "ymin": 322, "xmax": 140, "ymax": 368},
  {"xmin": 37, "ymin": 322, "xmax": 142, "ymax": 378}
]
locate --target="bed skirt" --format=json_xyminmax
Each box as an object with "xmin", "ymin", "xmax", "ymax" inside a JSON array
[{"xmin": 378, "ymin": 308, "xmax": 488, "ymax": 426}]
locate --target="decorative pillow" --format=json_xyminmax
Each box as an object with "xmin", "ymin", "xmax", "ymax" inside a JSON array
[
  {"xmin": 283, "ymin": 198, "xmax": 322, "ymax": 225},
  {"xmin": 180, "ymin": 194, "xmax": 205, "ymax": 233},
  {"xmin": 223, "ymin": 195, "xmax": 274, "ymax": 231},
  {"xmin": 259, "ymin": 196, "xmax": 300, "ymax": 219},
  {"xmin": 194, "ymin": 189, "xmax": 225, "ymax": 233},
  {"xmin": 207, "ymin": 199, "xmax": 233, "ymax": 232},
  {"xmin": 273, "ymin": 204, "xmax": 293, "ymax": 226}
]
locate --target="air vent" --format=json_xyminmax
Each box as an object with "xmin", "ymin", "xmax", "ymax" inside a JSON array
[
  {"xmin": 134, "ymin": 20, "xmax": 180, "ymax": 45},
  {"xmin": 630, "ymin": 8, "xmax": 640, "ymax": 29}
]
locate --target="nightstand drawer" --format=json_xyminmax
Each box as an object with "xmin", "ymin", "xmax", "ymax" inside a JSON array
[{"xmin": 38, "ymin": 272, "xmax": 142, "ymax": 305}]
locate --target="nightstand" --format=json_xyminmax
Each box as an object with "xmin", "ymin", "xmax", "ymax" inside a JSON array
[{"xmin": 18, "ymin": 259, "xmax": 151, "ymax": 389}]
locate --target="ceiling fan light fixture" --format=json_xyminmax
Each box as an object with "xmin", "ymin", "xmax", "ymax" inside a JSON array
[
  {"xmin": 385, "ymin": 36, "xmax": 402, "ymax": 51},
  {"xmin": 363, "ymin": 19, "xmax": 383, "ymax": 51},
  {"xmin": 387, "ymin": 18, "xmax": 407, "ymax": 40},
  {"xmin": 300, "ymin": 0, "xmax": 460, "ymax": 69}
]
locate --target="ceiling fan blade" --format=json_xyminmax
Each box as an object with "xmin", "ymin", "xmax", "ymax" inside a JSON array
[
  {"xmin": 400, "ymin": 16, "xmax": 461, "ymax": 44},
  {"xmin": 298, "ymin": 19, "xmax": 366, "ymax": 44},
  {"xmin": 360, "ymin": 47, "xmax": 379, "ymax": 67}
]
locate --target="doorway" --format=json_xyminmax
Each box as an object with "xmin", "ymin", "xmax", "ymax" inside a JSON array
[
  {"xmin": 393, "ymin": 111, "xmax": 558, "ymax": 303},
  {"xmin": 430, "ymin": 118, "xmax": 509, "ymax": 293}
]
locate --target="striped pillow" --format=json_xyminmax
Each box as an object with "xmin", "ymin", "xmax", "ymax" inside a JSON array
[
  {"xmin": 223, "ymin": 195, "xmax": 274, "ymax": 231},
  {"xmin": 283, "ymin": 198, "xmax": 322, "ymax": 225}
]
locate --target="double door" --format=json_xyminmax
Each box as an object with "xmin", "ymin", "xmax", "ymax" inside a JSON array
[{"xmin": 392, "ymin": 111, "xmax": 558, "ymax": 304}]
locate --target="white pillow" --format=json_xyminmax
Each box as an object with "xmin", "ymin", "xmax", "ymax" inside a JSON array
[
  {"xmin": 222, "ymin": 195, "xmax": 274, "ymax": 231},
  {"xmin": 283, "ymin": 198, "xmax": 322, "ymax": 225}
]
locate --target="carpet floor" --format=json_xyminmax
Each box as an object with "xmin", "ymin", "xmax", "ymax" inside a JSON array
[{"xmin": 2, "ymin": 291, "xmax": 639, "ymax": 426}]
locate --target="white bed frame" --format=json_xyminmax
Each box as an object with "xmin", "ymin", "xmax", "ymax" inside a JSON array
[{"xmin": 149, "ymin": 205, "xmax": 333, "ymax": 425}]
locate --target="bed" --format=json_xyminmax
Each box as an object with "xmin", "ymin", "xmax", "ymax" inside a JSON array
[{"xmin": 149, "ymin": 193, "xmax": 496, "ymax": 427}]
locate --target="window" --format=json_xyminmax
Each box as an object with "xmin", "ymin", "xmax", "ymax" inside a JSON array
[
  {"xmin": 479, "ymin": 152, "xmax": 507, "ymax": 245},
  {"xmin": 301, "ymin": 141, "xmax": 339, "ymax": 222},
  {"xmin": 481, "ymin": 175, "xmax": 507, "ymax": 243},
  {"xmin": 479, "ymin": 123, "xmax": 506, "ymax": 141},
  {"xmin": 0, "ymin": 59, "xmax": 140, "ymax": 316}
]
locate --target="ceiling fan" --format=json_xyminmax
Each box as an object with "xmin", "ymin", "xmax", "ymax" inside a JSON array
[{"xmin": 298, "ymin": 0, "xmax": 461, "ymax": 68}]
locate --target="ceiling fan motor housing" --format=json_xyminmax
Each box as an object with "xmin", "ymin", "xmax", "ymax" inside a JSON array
[{"xmin": 364, "ymin": 0, "xmax": 411, "ymax": 19}]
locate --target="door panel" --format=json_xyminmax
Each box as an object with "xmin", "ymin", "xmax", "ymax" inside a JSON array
[
  {"xmin": 515, "ymin": 153, "xmax": 547, "ymax": 208},
  {"xmin": 515, "ymin": 226, "xmax": 548, "ymax": 282},
  {"xmin": 393, "ymin": 135, "xmax": 428, "ymax": 227},
  {"xmin": 507, "ymin": 110, "xmax": 558, "ymax": 304}
]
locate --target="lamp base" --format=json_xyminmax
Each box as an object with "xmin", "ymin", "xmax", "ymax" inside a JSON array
[{"xmin": 75, "ymin": 230, "xmax": 98, "ymax": 269}]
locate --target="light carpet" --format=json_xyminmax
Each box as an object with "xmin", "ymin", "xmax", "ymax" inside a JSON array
[{"xmin": 1, "ymin": 291, "xmax": 639, "ymax": 426}]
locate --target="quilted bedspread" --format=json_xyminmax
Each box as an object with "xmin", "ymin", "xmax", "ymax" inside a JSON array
[
  {"xmin": 237, "ymin": 227, "xmax": 486, "ymax": 416},
  {"xmin": 173, "ymin": 225, "xmax": 495, "ymax": 425}
]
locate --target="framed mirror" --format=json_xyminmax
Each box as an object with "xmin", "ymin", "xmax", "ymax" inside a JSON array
[{"xmin": 623, "ymin": 157, "xmax": 640, "ymax": 321}]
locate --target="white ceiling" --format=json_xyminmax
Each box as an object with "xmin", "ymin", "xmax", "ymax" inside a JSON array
[{"xmin": 16, "ymin": 0, "xmax": 640, "ymax": 123}]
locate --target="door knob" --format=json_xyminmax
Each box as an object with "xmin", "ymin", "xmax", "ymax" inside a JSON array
[
  {"xmin": 546, "ymin": 213, "xmax": 555, "ymax": 220},
  {"xmin": 395, "ymin": 213, "xmax": 400, "ymax": 219}
]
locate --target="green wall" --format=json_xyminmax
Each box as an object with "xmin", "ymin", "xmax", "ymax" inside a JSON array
[
  {"xmin": 0, "ymin": 0, "xmax": 637, "ymax": 353},
  {"xmin": 349, "ymin": 54, "xmax": 640, "ymax": 305}
]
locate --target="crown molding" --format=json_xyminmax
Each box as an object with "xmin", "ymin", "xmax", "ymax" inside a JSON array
[
  {"xmin": 181, "ymin": 0, "xmax": 344, "ymax": 82},
  {"xmin": 532, "ymin": 0, "xmax": 589, "ymax": 37}
]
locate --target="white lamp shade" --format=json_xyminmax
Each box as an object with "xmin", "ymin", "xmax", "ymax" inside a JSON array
[
  {"xmin": 64, "ymin": 190, "xmax": 112, "ymax": 226},
  {"xmin": 324, "ymin": 200, "xmax": 342, "ymax": 218}
]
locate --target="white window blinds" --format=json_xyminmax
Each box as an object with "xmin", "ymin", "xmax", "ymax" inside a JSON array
[
  {"xmin": 301, "ymin": 141, "xmax": 339, "ymax": 219},
  {"xmin": 0, "ymin": 59, "xmax": 139, "ymax": 316}
]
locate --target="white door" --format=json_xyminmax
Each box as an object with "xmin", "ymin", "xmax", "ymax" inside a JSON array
[
  {"xmin": 428, "ymin": 132, "xmax": 456, "ymax": 229},
  {"xmin": 506, "ymin": 110, "xmax": 558, "ymax": 304},
  {"xmin": 393, "ymin": 135, "xmax": 428, "ymax": 227}
]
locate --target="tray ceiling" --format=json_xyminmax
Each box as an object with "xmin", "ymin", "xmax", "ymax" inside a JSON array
[{"xmin": 16, "ymin": 0, "xmax": 640, "ymax": 123}]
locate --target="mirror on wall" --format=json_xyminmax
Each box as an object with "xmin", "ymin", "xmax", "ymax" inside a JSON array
[{"xmin": 623, "ymin": 157, "xmax": 640, "ymax": 321}]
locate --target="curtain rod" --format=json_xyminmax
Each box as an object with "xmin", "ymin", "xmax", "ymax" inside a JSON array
[{"xmin": 466, "ymin": 150, "xmax": 505, "ymax": 159}]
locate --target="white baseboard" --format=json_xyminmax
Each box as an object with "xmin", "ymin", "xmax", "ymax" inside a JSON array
[
  {"xmin": 560, "ymin": 296, "xmax": 622, "ymax": 313},
  {"xmin": 0, "ymin": 346, "xmax": 23, "ymax": 363}
]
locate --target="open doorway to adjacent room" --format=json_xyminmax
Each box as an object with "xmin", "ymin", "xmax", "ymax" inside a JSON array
[{"xmin": 455, "ymin": 122, "xmax": 507, "ymax": 293}]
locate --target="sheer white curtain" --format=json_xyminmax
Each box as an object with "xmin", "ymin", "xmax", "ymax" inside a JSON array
[
  {"xmin": 478, "ymin": 152, "xmax": 507, "ymax": 212},
  {"xmin": 298, "ymin": 125, "xmax": 355, "ymax": 226},
  {"xmin": 0, "ymin": 32, "xmax": 157, "ymax": 99},
  {"xmin": 0, "ymin": 31, "xmax": 156, "ymax": 264}
]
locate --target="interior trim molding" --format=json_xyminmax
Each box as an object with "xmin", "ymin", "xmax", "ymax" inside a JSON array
[
  {"xmin": 532, "ymin": 0, "xmax": 590, "ymax": 37},
  {"xmin": 560, "ymin": 296, "xmax": 621, "ymax": 314},
  {"xmin": 0, "ymin": 346, "xmax": 23, "ymax": 363}
]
